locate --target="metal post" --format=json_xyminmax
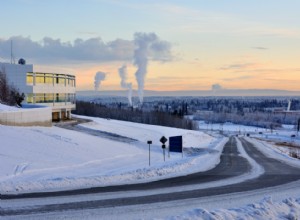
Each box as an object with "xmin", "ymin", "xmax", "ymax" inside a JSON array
[
  {"xmin": 160, "ymin": 136, "xmax": 167, "ymax": 162},
  {"xmin": 147, "ymin": 140, "xmax": 152, "ymax": 166},
  {"xmin": 149, "ymin": 143, "xmax": 151, "ymax": 166},
  {"xmin": 162, "ymin": 144, "xmax": 166, "ymax": 161}
]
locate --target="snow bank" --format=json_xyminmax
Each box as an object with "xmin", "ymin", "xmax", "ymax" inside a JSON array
[
  {"xmin": 236, "ymin": 138, "xmax": 264, "ymax": 178},
  {"xmin": 166, "ymin": 197, "xmax": 300, "ymax": 220},
  {"xmin": 0, "ymin": 103, "xmax": 20, "ymax": 112},
  {"xmin": 246, "ymin": 137, "xmax": 300, "ymax": 168}
]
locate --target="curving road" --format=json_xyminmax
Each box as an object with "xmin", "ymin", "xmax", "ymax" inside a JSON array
[{"xmin": 2, "ymin": 137, "xmax": 300, "ymax": 216}]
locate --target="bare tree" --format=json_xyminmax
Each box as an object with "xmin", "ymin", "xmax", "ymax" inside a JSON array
[{"xmin": 0, "ymin": 67, "xmax": 10, "ymax": 103}]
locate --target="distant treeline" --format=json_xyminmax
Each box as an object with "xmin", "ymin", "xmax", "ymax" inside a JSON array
[
  {"xmin": 73, "ymin": 101, "xmax": 198, "ymax": 130},
  {"xmin": 194, "ymin": 111, "xmax": 300, "ymax": 129}
]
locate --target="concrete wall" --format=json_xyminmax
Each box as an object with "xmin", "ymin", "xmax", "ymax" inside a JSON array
[{"xmin": 0, "ymin": 105, "xmax": 52, "ymax": 127}]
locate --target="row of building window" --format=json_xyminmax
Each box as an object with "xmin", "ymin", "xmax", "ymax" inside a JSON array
[
  {"xmin": 26, "ymin": 93, "xmax": 76, "ymax": 104},
  {"xmin": 26, "ymin": 72, "xmax": 75, "ymax": 87}
]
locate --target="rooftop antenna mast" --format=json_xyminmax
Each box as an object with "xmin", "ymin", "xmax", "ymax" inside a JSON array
[{"xmin": 10, "ymin": 40, "xmax": 15, "ymax": 64}]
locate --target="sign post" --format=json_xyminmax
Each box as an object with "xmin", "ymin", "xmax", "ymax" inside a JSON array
[
  {"xmin": 160, "ymin": 136, "xmax": 168, "ymax": 162},
  {"xmin": 147, "ymin": 140, "xmax": 152, "ymax": 166},
  {"xmin": 162, "ymin": 144, "xmax": 166, "ymax": 161}
]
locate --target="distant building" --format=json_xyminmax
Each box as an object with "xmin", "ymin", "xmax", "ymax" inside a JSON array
[{"xmin": 0, "ymin": 60, "xmax": 76, "ymax": 120}]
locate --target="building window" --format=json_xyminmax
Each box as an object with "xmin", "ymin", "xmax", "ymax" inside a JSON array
[
  {"xmin": 27, "ymin": 72, "xmax": 75, "ymax": 86},
  {"xmin": 35, "ymin": 73, "xmax": 45, "ymax": 84},
  {"xmin": 67, "ymin": 93, "xmax": 76, "ymax": 103},
  {"xmin": 66, "ymin": 75, "xmax": 75, "ymax": 87},
  {"xmin": 45, "ymin": 74, "xmax": 53, "ymax": 84},
  {"xmin": 26, "ymin": 94, "xmax": 34, "ymax": 103},
  {"xmin": 56, "ymin": 93, "xmax": 66, "ymax": 102},
  {"xmin": 58, "ymin": 77, "xmax": 65, "ymax": 85},
  {"xmin": 34, "ymin": 93, "xmax": 44, "ymax": 103},
  {"xmin": 26, "ymin": 93, "xmax": 75, "ymax": 105},
  {"xmin": 44, "ymin": 93, "xmax": 54, "ymax": 103},
  {"xmin": 26, "ymin": 73, "xmax": 33, "ymax": 85}
]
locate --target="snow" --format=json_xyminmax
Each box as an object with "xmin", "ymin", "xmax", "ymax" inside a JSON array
[
  {"xmin": 0, "ymin": 103, "xmax": 20, "ymax": 112},
  {"xmin": 1, "ymin": 112, "xmax": 300, "ymax": 219},
  {"xmin": 246, "ymin": 137, "xmax": 300, "ymax": 169},
  {"xmin": 199, "ymin": 121, "xmax": 266, "ymax": 133},
  {"xmin": 200, "ymin": 120, "xmax": 300, "ymax": 163},
  {"xmin": 166, "ymin": 197, "xmax": 300, "ymax": 220},
  {"xmin": 0, "ymin": 115, "xmax": 220, "ymax": 194}
]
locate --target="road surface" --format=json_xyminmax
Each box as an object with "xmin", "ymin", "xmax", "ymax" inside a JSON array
[{"xmin": 1, "ymin": 136, "xmax": 300, "ymax": 217}]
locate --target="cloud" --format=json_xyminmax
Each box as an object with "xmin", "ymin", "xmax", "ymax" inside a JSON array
[
  {"xmin": 222, "ymin": 75, "xmax": 253, "ymax": 81},
  {"xmin": 220, "ymin": 63, "xmax": 257, "ymax": 71},
  {"xmin": 0, "ymin": 34, "xmax": 173, "ymax": 64},
  {"xmin": 252, "ymin": 47, "xmax": 268, "ymax": 50}
]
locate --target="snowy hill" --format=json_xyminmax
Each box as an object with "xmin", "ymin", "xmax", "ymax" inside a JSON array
[{"xmin": 0, "ymin": 114, "xmax": 223, "ymax": 194}]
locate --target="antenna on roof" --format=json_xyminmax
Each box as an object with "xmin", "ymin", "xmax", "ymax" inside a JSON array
[{"xmin": 10, "ymin": 40, "xmax": 15, "ymax": 64}]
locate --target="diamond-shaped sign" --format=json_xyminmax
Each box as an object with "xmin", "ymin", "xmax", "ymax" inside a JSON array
[{"xmin": 160, "ymin": 136, "xmax": 168, "ymax": 144}]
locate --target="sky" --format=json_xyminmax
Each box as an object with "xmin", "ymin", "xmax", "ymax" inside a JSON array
[{"xmin": 1, "ymin": 0, "xmax": 300, "ymax": 92}]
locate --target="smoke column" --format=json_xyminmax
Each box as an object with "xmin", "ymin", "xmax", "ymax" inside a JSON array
[
  {"xmin": 118, "ymin": 64, "xmax": 132, "ymax": 106},
  {"xmin": 133, "ymin": 33, "xmax": 158, "ymax": 104},
  {"xmin": 211, "ymin": 83, "xmax": 223, "ymax": 95},
  {"xmin": 94, "ymin": 71, "xmax": 106, "ymax": 91}
]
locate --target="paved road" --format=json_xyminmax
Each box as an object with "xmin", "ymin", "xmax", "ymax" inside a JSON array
[{"xmin": 2, "ymin": 137, "xmax": 300, "ymax": 216}]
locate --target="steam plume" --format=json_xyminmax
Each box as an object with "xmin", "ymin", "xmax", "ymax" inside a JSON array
[
  {"xmin": 211, "ymin": 83, "xmax": 222, "ymax": 91},
  {"xmin": 211, "ymin": 83, "xmax": 223, "ymax": 95},
  {"xmin": 94, "ymin": 71, "xmax": 106, "ymax": 91},
  {"xmin": 133, "ymin": 32, "xmax": 172, "ymax": 104},
  {"xmin": 118, "ymin": 64, "xmax": 132, "ymax": 106}
]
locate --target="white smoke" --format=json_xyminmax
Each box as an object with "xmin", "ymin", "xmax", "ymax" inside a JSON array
[
  {"xmin": 118, "ymin": 64, "xmax": 132, "ymax": 106},
  {"xmin": 212, "ymin": 83, "xmax": 223, "ymax": 91},
  {"xmin": 94, "ymin": 71, "xmax": 106, "ymax": 91},
  {"xmin": 133, "ymin": 32, "xmax": 172, "ymax": 104},
  {"xmin": 211, "ymin": 83, "xmax": 223, "ymax": 95}
]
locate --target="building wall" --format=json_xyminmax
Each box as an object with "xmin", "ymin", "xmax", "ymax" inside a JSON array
[
  {"xmin": 1, "ymin": 62, "xmax": 76, "ymax": 121},
  {"xmin": 25, "ymin": 72, "xmax": 76, "ymax": 112},
  {"xmin": 0, "ymin": 106, "xmax": 52, "ymax": 126},
  {"xmin": 0, "ymin": 62, "xmax": 33, "ymax": 93}
]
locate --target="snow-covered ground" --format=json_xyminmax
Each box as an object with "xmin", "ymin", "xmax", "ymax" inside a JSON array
[
  {"xmin": 1, "ymin": 108, "xmax": 300, "ymax": 219},
  {"xmin": 0, "ymin": 103, "xmax": 20, "ymax": 112},
  {"xmin": 166, "ymin": 196, "xmax": 300, "ymax": 220},
  {"xmin": 0, "ymin": 114, "xmax": 221, "ymax": 194},
  {"xmin": 199, "ymin": 120, "xmax": 300, "ymax": 160}
]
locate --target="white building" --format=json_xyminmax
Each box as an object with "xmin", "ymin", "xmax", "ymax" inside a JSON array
[{"xmin": 0, "ymin": 60, "xmax": 76, "ymax": 121}]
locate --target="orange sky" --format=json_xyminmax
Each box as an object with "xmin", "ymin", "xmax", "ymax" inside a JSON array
[{"xmin": 3, "ymin": 1, "xmax": 300, "ymax": 92}]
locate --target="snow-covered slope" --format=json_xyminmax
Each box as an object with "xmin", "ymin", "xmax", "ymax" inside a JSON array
[
  {"xmin": 0, "ymin": 115, "xmax": 222, "ymax": 194},
  {"xmin": 0, "ymin": 103, "xmax": 20, "ymax": 112}
]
